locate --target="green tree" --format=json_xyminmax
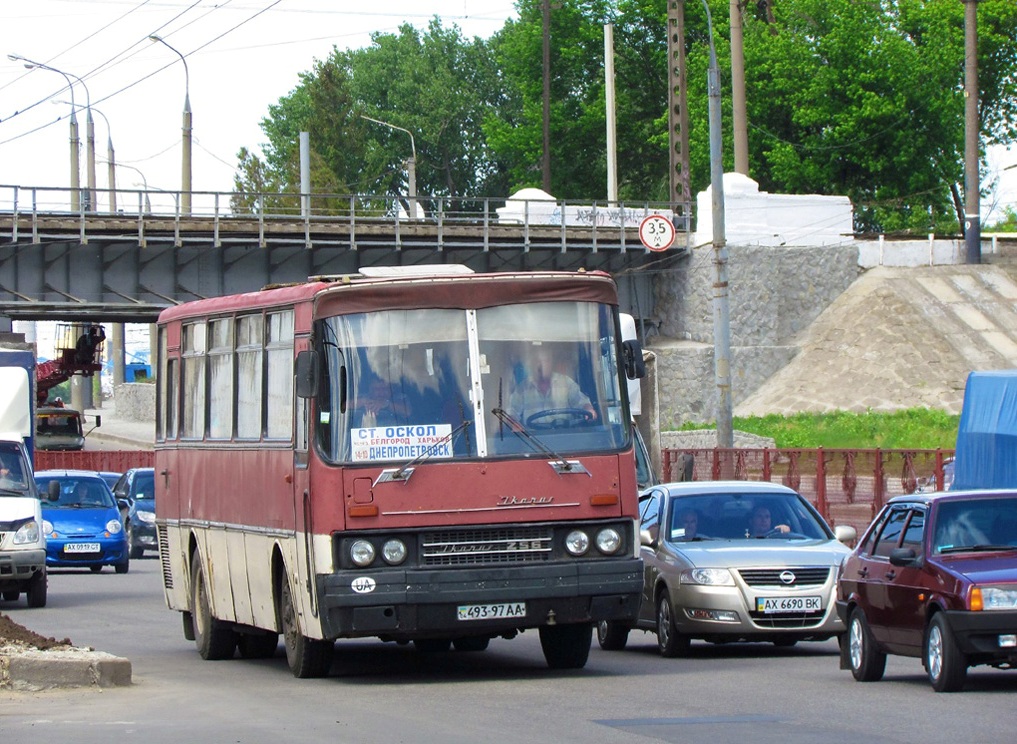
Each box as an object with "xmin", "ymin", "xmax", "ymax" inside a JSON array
[
  {"xmin": 738, "ymin": 0, "xmax": 1017, "ymax": 233},
  {"xmin": 485, "ymin": 0, "xmax": 617, "ymax": 199},
  {"xmin": 233, "ymin": 20, "xmax": 506, "ymax": 212}
]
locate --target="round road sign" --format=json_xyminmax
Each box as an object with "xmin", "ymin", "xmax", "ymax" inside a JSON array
[{"xmin": 638, "ymin": 214, "xmax": 676, "ymax": 252}]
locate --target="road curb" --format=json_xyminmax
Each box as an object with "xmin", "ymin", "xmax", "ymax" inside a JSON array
[{"xmin": 0, "ymin": 649, "xmax": 132, "ymax": 690}]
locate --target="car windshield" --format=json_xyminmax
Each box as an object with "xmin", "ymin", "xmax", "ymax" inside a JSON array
[
  {"xmin": 132, "ymin": 472, "xmax": 155, "ymax": 500},
  {"xmin": 37, "ymin": 478, "xmax": 116, "ymax": 509},
  {"xmin": 932, "ymin": 496, "xmax": 1017, "ymax": 554},
  {"xmin": 667, "ymin": 491, "xmax": 831, "ymax": 541},
  {"xmin": 0, "ymin": 442, "xmax": 30, "ymax": 493}
]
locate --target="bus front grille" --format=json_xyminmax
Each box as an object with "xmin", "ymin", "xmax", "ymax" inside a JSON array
[{"xmin": 421, "ymin": 527, "xmax": 554, "ymax": 567}]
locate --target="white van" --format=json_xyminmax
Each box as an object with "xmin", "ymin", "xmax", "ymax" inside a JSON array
[{"xmin": 0, "ymin": 367, "xmax": 48, "ymax": 607}]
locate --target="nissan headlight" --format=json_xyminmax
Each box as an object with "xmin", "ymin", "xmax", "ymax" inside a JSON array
[
  {"xmin": 106, "ymin": 519, "xmax": 123, "ymax": 535},
  {"xmin": 350, "ymin": 539, "xmax": 376, "ymax": 567},
  {"xmin": 382, "ymin": 539, "xmax": 407, "ymax": 565},
  {"xmin": 596, "ymin": 528, "xmax": 622, "ymax": 555},
  {"xmin": 565, "ymin": 530, "xmax": 590, "ymax": 556},
  {"xmin": 680, "ymin": 567, "xmax": 735, "ymax": 586},
  {"xmin": 137, "ymin": 510, "xmax": 156, "ymax": 524},
  {"xmin": 13, "ymin": 519, "xmax": 40, "ymax": 545}
]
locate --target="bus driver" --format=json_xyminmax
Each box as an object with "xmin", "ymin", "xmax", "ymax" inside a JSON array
[{"xmin": 509, "ymin": 345, "xmax": 595, "ymax": 427}]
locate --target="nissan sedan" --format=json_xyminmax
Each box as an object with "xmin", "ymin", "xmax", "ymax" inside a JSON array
[
  {"xmin": 598, "ymin": 481, "xmax": 856, "ymax": 656},
  {"xmin": 837, "ymin": 489, "xmax": 1017, "ymax": 692}
]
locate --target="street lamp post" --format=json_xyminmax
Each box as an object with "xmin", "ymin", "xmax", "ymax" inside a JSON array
[
  {"xmin": 8, "ymin": 54, "xmax": 81, "ymax": 211},
  {"xmin": 361, "ymin": 115, "xmax": 419, "ymax": 219},
  {"xmin": 55, "ymin": 101, "xmax": 116, "ymax": 213},
  {"xmin": 149, "ymin": 35, "xmax": 192, "ymax": 216}
]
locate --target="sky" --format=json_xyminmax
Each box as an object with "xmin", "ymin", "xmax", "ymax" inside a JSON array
[
  {"xmin": 0, "ymin": 1, "xmax": 516, "ymax": 208},
  {"xmin": 0, "ymin": 0, "xmax": 1014, "ymax": 222}
]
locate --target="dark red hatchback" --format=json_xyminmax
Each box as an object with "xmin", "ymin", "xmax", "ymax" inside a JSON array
[{"xmin": 836, "ymin": 489, "xmax": 1017, "ymax": 692}]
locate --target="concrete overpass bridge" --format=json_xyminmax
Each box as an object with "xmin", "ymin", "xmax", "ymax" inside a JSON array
[{"xmin": 0, "ymin": 184, "xmax": 692, "ymax": 327}]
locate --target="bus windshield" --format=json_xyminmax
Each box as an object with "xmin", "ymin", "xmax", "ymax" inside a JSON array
[{"xmin": 316, "ymin": 300, "xmax": 628, "ymax": 463}]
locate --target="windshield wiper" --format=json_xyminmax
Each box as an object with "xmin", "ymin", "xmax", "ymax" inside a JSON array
[
  {"xmin": 374, "ymin": 420, "xmax": 472, "ymax": 485},
  {"xmin": 491, "ymin": 408, "xmax": 590, "ymax": 477},
  {"xmin": 0, "ymin": 487, "xmax": 27, "ymax": 497},
  {"xmin": 940, "ymin": 544, "xmax": 1017, "ymax": 554}
]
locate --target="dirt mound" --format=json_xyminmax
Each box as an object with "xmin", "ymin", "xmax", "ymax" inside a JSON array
[{"xmin": 0, "ymin": 612, "xmax": 73, "ymax": 651}]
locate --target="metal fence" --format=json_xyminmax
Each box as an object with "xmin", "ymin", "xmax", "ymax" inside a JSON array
[
  {"xmin": 35, "ymin": 450, "xmax": 154, "ymax": 473},
  {"xmin": 662, "ymin": 447, "xmax": 956, "ymax": 537}
]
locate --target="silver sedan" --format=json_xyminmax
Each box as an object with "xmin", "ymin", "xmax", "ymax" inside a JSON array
[{"xmin": 598, "ymin": 481, "xmax": 857, "ymax": 656}]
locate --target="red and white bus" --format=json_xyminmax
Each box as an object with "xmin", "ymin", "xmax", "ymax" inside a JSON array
[{"xmin": 155, "ymin": 266, "xmax": 645, "ymax": 677}]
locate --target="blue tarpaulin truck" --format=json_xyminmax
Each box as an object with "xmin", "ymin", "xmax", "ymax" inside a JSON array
[{"xmin": 952, "ymin": 370, "xmax": 1017, "ymax": 491}]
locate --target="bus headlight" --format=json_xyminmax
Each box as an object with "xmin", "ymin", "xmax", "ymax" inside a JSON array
[
  {"xmin": 596, "ymin": 528, "xmax": 622, "ymax": 555},
  {"xmin": 382, "ymin": 539, "xmax": 407, "ymax": 565},
  {"xmin": 350, "ymin": 539, "xmax": 376, "ymax": 567},
  {"xmin": 565, "ymin": 530, "xmax": 590, "ymax": 556}
]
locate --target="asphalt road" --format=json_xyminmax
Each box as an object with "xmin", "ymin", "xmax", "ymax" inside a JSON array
[{"xmin": 2, "ymin": 559, "xmax": 1016, "ymax": 743}]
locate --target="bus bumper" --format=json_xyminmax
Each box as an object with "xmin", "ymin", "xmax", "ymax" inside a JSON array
[{"xmin": 316, "ymin": 557, "xmax": 643, "ymax": 639}]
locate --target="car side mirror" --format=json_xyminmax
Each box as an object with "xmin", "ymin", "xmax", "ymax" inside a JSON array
[
  {"xmin": 117, "ymin": 498, "xmax": 130, "ymax": 512},
  {"xmin": 889, "ymin": 546, "xmax": 919, "ymax": 566},
  {"xmin": 834, "ymin": 525, "xmax": 857, "ymax": 544},
  {"xmin": 640, "ymin": 526, "xmax": 657, "ymax": 547}
]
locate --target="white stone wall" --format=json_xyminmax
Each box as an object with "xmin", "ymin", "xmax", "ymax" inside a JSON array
[{"xmin": 113, "ymin": 382, "xmax": 156, "ymax": 422}]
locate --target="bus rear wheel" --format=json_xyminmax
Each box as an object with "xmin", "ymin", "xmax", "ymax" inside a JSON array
[
  {"xmin": 539, "ymin": 623, "xmax": 592, "ymax": 669},
  {"xmin": 279, "ymin": 577, "xmax": 333, "ymax": 678},
  {"xmin": 190, "ymin": 556, "xmax": 237, "ymax": 660}
]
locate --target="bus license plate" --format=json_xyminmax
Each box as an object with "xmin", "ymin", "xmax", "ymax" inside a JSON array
[
  {"xmin": 64, "ymin": 542, "xmax": 101, "ymax": 554},
  {"xmin": 457, "ymin": 602, "xmax": 526, "ymax": 621},
  {"xmin": 756, "ymin": 596, "xmax": 822, "ymax": 614}
]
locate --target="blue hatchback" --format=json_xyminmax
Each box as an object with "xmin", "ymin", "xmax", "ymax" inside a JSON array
[{"xmin": 34, "ymin": 470, "xmax": 130, "ymax": 574}]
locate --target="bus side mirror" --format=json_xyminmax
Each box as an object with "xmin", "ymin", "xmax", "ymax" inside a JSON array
[
  {"xmin": 295, "ymin": 350, "xmax": 319, "ymax": 399},
  {"xmin": 47, "ymin": 480, "xmax": 60, "ymax": 502},
  {"xmin": 94, "ymin": 415, "xmax": 101, "ymax": 428},
  {"xmin": 622, "ymin": 339, "xmax": 645, "ymax": 380}
]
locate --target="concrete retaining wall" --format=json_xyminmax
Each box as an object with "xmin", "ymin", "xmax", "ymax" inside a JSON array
[
  {"xmin": 648, "ymin": 243, "xmax": 858, "ymax": 426},
  {"xmin": 113, "ymin": 382, "xmax": 156, "ymax": 422}
]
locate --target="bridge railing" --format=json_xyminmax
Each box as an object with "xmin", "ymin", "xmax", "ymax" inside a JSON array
[{"xmin": 0, "ymin": 184, "xmax": 693, "ymax": 251}]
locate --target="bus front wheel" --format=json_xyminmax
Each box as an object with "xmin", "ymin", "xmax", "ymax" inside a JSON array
[
  {"xmin": 190, "ymin": 556, "xmax": 237, "ymax": 660},
  {"xmin": 279, "ymin": 578, "xmax": 333, "ymax": 678}
]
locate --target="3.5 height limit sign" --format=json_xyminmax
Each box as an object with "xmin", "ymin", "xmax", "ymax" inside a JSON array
[{"xmin": 638, "ymin": 214, "xmax": 676, "ymax": 252}]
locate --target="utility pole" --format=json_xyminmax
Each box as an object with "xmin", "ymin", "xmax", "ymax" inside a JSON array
[
  {"xmin": 963, "ymin": 0, "xmax": 980, "ymax": 264},
  {"xmin": 605, "ymin": 23, "xmax": 618, "ymax": 204},
  {"xmin": 666, "ymin": 2, "xmax": 691, "ymax": 216},
  {"xmin": 729, "ymin": 0, "xmax": 749, "ymax": 175},
  {"xmin": 702, "ymin": 0, "xmax": 733, "ymax": 449},
  {"xmin": 542, "ymin": 0, "xmax": 552, "ymax": 193}
]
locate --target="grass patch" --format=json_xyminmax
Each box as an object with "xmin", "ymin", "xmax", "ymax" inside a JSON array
[{"xmin": 674, "ymin": 408, "xmax": 959, "ymax": 449}]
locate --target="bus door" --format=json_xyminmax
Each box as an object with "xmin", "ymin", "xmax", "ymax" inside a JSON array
[{"xmin": 292, "ymin": 337, "xmax": 317, "ymax": 619}]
